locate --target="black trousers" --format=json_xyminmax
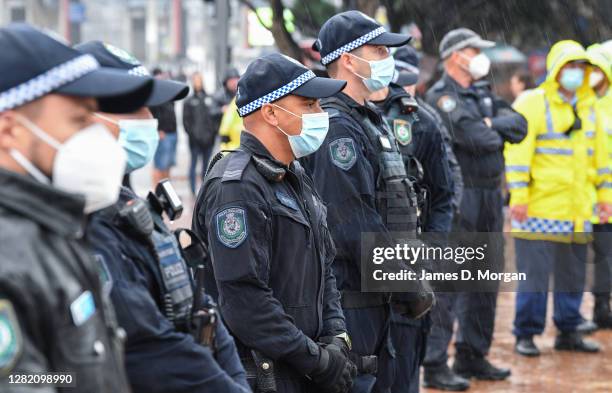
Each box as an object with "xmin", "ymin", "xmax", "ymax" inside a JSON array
[{"xmin": 424, "ymin": 187, "xmax": 504, "ymax": 366}]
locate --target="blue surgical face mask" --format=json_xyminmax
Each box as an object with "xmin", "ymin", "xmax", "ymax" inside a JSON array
[
  {"xmin": 273, "ymin": 104, "xmax": 329, "ymax": 159},
  {"xmin": 118, "ymin": 119, "xmax": 160, "ymax": 172},
  {"xmin": 350, "ymin": 53, "xmax": 396, "ymax": 92},
  {"xmin": 559, "ymin": 67, "xmax": 585, "ymax": 92},
  {"xmin": 95, "ymin": 113, "xmax": 160, "ymax": 173}
]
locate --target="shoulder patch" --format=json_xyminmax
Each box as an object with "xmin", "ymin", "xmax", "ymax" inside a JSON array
[
  {"xmin": 216, "ymin": 207, "xmax": 248, "ymax": 248},
  {"xmin": 0, "ymin": 300, "xmax": 21, "ymax": 373},
  {"xmin": 437, "ymin": 95, "xmax": 457, "ymax": 112},
  {"xmin": 329, "ymin": 138, "xmax": 357, "ymax": 171},
  {"xmin": 275, "ymin": 191, "xmax": 299, "ymax": 211},
  {"xmin": 393, "ymin": 119, "xmax": 412, "ymax": 146}
]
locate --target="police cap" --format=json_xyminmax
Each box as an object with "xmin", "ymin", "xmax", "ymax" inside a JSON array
[
  {"xmin": 0, "ymin": 23, "xmax": 153, "ymax": 113},
  {"xmin": 236, "ymin": 53, "xmax": 346, "ymax": 117},
  {"xmin": 313, "ymin": 11, "xmax": 411, "ymax": 66},
  {"xmin": 75, "ymin": 41, "xmax": 189, "ymax": 106}
]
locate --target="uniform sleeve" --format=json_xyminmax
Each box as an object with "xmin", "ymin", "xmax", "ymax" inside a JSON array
[
  {"xmin": 424, "ymin": 101, "xmax": 464, "ymax": 210},
  {"xmin": 0, "ymin": 292, "xmax": 56, "ymax": 393},
  {"xmin": 428, "ymin": 92, "xmax": 504, "ymax": 154},
  {"xmin": 213, "ymin": 317, "xmax": 250, "ymax": 388},
  {"xmin": 304, "ymin": 116, "xmax": 390, "ymax": 268},
  {"xmin": 0, "ymin": 238, "xmax": 57, "ymax": 392},
  {"xmin": 413, "ymin": 114, "xmax": 454, "ymax": 233},
  {"xmin": 200, "ymin": 180, "xmax": 321, "ymax": 375},
  {"xmin": 88, "ymin": 223, "xmax": 250, "ymax": 393},
  {"xmin": 320, "ymin": 227, "xmax": 346, "ymax": 337},
  {"xmin": 490, "ymin": 100, "xmax": 528, "ymax": 144},
  {"xmin": 504, "ymin": 92, "xmax": 539, "ymax": 206},
  {"xmin": 594, "ymin": 102, "xmax": 612, "ymax": 204}
]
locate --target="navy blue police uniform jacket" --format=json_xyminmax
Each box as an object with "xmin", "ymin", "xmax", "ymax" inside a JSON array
[
  {"xmin": 425, "ymin": 74, "xmax": 527, "ymax": 187},
  {"xmin": 86, "ymin": 187, "xmax": 250, "ymax": 393},
  {"xmin": 193, "ymin": 132, "xmax": 346, "ymax": 377}
]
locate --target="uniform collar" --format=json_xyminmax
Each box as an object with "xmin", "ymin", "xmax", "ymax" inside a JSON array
[
  {"xmin": 239, "ymin": 131, "xmax": 287, "ymax": 167},
  {"xmin": 0, "ymin": 168, "xmax": 86, "ymax": 238},
  {"xmin": 442, "ymin": 73, "xmax": 474, "ymax": 96},
  {"xmin": 335, "ymin": 91, "xmax": 363, "ymax": 109},
  {"xmin": 334, "ymin": 91, "xmax": 382, "ymax": 120},
  {"xmin": 372, "ymin": 83, "xmax": 410, "ymax": 111}
]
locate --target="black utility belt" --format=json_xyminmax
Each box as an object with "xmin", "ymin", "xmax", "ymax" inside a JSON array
[{"xmin": 341, "ymin": 291, "xmax": 391, "ymax": 309}]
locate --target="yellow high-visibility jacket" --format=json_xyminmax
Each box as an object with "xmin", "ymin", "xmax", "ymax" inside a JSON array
[
  {"xmin": 588, "ymin": 43, "xmax": 612, "ymax": 224},
  {"xmin": 504, "ymin": 40, "xmax": 612, "ymax": 242},
  {"xmin": 218, "ymin": 98, "xmax": 242, "ymax": 150}
]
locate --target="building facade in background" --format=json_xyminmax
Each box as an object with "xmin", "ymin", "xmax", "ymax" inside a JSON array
[{"xmin": 0, "ymin": 0, "xmax": 251, "ymax": 89}]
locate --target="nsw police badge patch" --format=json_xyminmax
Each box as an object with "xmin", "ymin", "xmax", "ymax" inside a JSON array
[
  {"xmin": 216, "ymin": 207, "xmax": 248, "ymax": 248},
  {"xmin": 329, "ymin": 138, "xmax": 357, "ymax": 170},
  {"xmin": 0, "ymin": 300, "xmax": 21, "ymax": 373},
  {"xmin": 393, "ymin": 119, "xmax": 412, "ymax": 146}
]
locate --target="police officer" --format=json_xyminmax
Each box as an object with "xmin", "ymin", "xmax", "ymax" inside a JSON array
[
  {"xmin": 76, "ymin": 41, "xmax": 250, "ymax": 393},
  {"xmin": 391, "ymin": 46, "xmax": 464, "ymax": 218},
  {"xmin": 0, "ymin": 24, "xmax": 154, "ymax": 392},
  {"xmin": 307, "ymin": 11, "xmax": 431, "ymax": 393},
  {"xmin": 368, "ymin": 44, "xmax": 454, "ymax": 393},
  {"xmin": 193, "ymin": 53, "xmax": 356, "ymax": 393},
  {"xmin": 424, "ymin": 28, "xmax": 527, "ymax": 389},
  {"xmin": 371, "ymin": 45, "xmax": 454, "ymax": 233}
]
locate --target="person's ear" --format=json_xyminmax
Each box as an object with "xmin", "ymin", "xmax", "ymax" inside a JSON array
[
  {"xmin": 0, "ymin": 112, "xmax": 21, "ymax": 151},
  {"xmin": 340, "ymin": 52, "xmax": 356, "ymax": 74},
  {"xmin": 260, "ymin": 103, "xmax": 279, "ymax": 127}
]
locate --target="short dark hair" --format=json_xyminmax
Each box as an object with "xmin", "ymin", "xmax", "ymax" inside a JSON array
[
  {"xmin": 325, "ymin": 46, "xmax": 364, "ymax": 77},
  {"xmin": 513, "ymin": 69, "xmax": 535, "ymax": 90},
  {"xmin": 152, "ymin": 67, "xmax": 163, "ymax": 76}
]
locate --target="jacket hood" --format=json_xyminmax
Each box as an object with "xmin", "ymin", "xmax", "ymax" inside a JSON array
[
  {"xmin": 543, "ymin": 40, "xmax": 592, "ymax": 97},
  {"xmin": 587, "ymin": 43, "xmax": 612, "ymax": 84}
]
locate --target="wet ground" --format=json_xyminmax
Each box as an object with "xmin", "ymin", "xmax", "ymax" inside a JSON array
[{"xmin": 422, "ymin": 292, "xmax": 612, "ymax": 393}]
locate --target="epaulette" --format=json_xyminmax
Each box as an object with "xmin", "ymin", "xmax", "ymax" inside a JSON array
[{"xmin": 221, "ymin": 151, "xmax": 251, "ymax": 182}]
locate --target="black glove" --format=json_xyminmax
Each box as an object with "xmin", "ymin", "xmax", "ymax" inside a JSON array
[
  {"xmin": 309, "ymin": 345, "xmax": 357, "ymax": 393},
  {"xmin": 318, "ymin": 336, "xmax": 350, "ymax": 358}
]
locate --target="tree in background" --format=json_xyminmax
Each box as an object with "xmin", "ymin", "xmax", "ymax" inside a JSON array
[
  {"xmin": 241, "ymin": 0, "xmax": 612, "ymax": 58},
  {"xmin": 381, "ymin": 0, "xmax": 612, "ymax": 55}
]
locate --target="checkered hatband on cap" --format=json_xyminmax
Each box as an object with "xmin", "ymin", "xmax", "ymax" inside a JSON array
[
  {"xmin": 237, "ymin": 70, "xmax": 316, "ymax": 117},
  {"xmin": 128, "ymin": 65, "xmax": 150, "ymax": 77},
  {"xmin": 321, "ymin": 26, "xmax": 386, "ymax": 65},
  {"xmin": 0, "ymin": 54, "xmax": 100, "ymax": 112}
]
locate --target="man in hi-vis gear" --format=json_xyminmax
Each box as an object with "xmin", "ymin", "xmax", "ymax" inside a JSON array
[{"xmin": 505, "ymin": 40, "xmax": 612, "ymax": 357}]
